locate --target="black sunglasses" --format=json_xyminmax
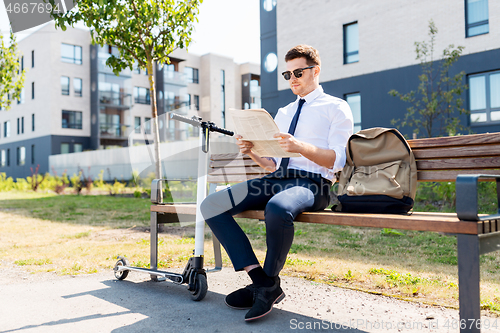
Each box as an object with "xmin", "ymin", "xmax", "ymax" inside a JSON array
[{"xmin": 281, "ymin": 65, "xmax": 315, "ymax": 80}]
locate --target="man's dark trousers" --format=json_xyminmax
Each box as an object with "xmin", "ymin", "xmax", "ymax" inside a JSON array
[{"xmin": 200, "ymin": 170, "xmax": 331, "ymax": 277}]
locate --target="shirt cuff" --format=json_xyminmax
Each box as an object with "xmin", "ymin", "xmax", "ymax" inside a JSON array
[{"xmin": 331, "ymin": 147, "xmax": 346, "ymax": 174}]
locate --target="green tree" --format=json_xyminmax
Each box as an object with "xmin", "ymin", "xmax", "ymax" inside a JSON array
[
  {"xmin": 50, "ymin": 0, "xmax": 202, "ymax": 179},
  {"xmin": 0, "ymin": 31, "xmax": 26, "ymax": 110},
  {"xmin": 389, "ymin": 20, "xmax": 468, "ymax": 138}
]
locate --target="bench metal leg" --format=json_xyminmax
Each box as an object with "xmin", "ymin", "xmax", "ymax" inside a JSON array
[
  {"xmin": 150, "ymin": 211, "xmax": 158, "ymax": 274},
  {"xmin": 457, "ymin": 234, "xmax": 481, "ymax": 333}
]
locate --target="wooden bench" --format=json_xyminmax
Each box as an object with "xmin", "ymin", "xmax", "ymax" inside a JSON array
[{"xmin": 150, "ymin": 132, "xmax": 500, "ymax": 332}]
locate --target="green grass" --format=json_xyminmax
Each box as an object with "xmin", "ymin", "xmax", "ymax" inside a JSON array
[
  {"xmin": 1, "ymin": 182, "xmax": 499, "ymax": 313},
  {"xmin": 0, "ymin": 192, "xmax": 152, "ymax": 228}
]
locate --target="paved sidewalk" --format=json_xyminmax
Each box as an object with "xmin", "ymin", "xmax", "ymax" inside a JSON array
[{"xmin": 1, "ymin": 267, "xmax": 500, "ymax": 333}]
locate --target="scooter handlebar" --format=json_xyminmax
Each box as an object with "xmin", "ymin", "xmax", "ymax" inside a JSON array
[
  {"xmin": 169, "ymin": 112, "xmax": 234, "ymax": 136},
  {"xmin": 169, "ymin": 113, "xmax": 201, "ymax": 127},
  {"xmin": 209, "ymin": 124, "xmax": 234, "ymax": 136}
]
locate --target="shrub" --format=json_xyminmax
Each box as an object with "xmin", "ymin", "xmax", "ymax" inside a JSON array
[{"xmin": 0, "ymin": 173, "xmax": 15, "ymax": 191}]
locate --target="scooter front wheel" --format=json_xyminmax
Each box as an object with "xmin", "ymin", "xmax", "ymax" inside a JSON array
[{"xmin": 190, "ymin": 273, "xmax": 208, "ymax": 301}]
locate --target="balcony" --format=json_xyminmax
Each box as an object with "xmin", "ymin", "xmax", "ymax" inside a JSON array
[
  {"xmin": 98, "ymin": 56, "xmax": 132, "ymax": 77},
  {"xmin": 100, "ymin": 123, "xmax": 129, "ymax": 139},
  {"xmin": 250, "ymin": 86, "xmax": 261, "ymax": 98},
  {"xmin": 164, "ymin": 71, "xmax": 188, "ymax": 87},
  {"xmin": 99, "ymin": 91, "xmax": 132, "ymax": 108}
]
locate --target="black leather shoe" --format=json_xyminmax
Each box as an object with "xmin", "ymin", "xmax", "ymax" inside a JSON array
[
  {"xmin": 225, "ymin": 284, "xmax": 258, "ymax": 310},
  {"xmin": 244, "ymin": 277, "xmax": 285, "ymax": 321}
]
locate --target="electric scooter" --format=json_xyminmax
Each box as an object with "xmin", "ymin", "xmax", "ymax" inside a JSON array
[{"xmin": 113, "ymin": 113, "xmax": 234, "ymax": 301}]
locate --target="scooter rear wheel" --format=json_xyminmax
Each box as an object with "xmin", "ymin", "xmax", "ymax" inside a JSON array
[{"xmin": 114, "ymin": 257, "xmax": 129, "ymax": 280}]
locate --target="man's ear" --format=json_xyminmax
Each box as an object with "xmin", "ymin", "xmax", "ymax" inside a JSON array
[{"xmin": 314, "ymin": 65, "xmax": 321, "ymax": 78}]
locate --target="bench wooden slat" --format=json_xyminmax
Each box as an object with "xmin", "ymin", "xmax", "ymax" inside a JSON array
[
  {"xmin": 416, "ymin": 156, "xmax": 500, "ymax": 170},
  {"xmin": 209, "ymin": 166, "xmax": 271, "ymax": 176},
  {"xmin": 207, "ymin": 174, "xmax": 266, "ymax": 183},
  {"xmin": 413, "ymin": 144, "xmax": 500, "ymax": 159},
  {"xmin": 210, "ymin": 153, "xmax": 247, "ymax": 161},
  {"xmin": 408, "ymin": 132, "xmax": 500, "ymax": 149},
  {"xmin": 151, "ymin": 204, "xmax": 480, "ymax": 235},
  {"xmin": 417, "ymin": 169, "xmax": 500, "ymax": 182},
  {"xmin": 210, "ymin": 159, "xmax": 260, "ymax": 168}
]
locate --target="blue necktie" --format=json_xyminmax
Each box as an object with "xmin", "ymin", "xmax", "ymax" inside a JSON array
[{"xmin": 278, "ymin": 98, "xmax": 306, "ymax": 172}]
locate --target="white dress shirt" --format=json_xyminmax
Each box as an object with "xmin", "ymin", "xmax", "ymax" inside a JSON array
[{"xmin": 273, "ymin": 86, "xmax": 354, "ymax": 182}]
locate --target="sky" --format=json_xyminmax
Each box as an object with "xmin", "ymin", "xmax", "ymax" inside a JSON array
[{"xmin": 0, "ymin": 0, "xmax": 261, "ymax": 64}]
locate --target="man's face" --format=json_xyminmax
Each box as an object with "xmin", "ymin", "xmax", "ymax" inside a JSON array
[{"xmin": 285, "ymin": 57, "xmax": 318, "ymax": 97}]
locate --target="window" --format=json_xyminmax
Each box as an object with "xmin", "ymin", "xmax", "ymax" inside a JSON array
[
  {"xmin": 32, "ymin": 114, "xmax": 35, "ymax": 131},
  {"xmin": 17, "ymin": 117, "xmax": 24, "ymax": 134},
  {"xmin": 469, "ymin": 71, "xmax": 500, "ymax": 124},
  {"xmin": 61, "ymin": 43, "xmax": 82, "ymax": 64},
  {"xmin": 194, "ymin": 95, "xmax": 200, "ymax": 111},
  {"xmin": 4, "ymin": 121, "xmax": 10, "ymax": 137},
  {"xmin": 17, "ymin": 88, "xmax": 24, "ymax": 104},
  {"xmin": 145, "ymin": 117, "xmax": 151, "ymax": 134},
  {"xmin": 221, "ymin": 70, "xmax": 226, "ymax": 127},
  {"xmin": 134, "ymin": 116, "xmax": 141, "ymax": 134},
  {"xmin": 61, "ymin": 76, "xmax": 70, "ymax": 95},
  {"xmin": 134, "ymin": 87, "xmax": 150, "ymax": 104},
  {"xmin": 74, "ymin": 78, "xmax": 82, "ymax": 97},
  {"xmin": 61, "ymin": 143, "xmax": 70, "ymax": 154},
  {"xmin": 165, "ymin": 64, "xmax": 175, "ymax": 79},
  {"xmin": 74, "ymin": 143, "xmax": 83, "ymax": 153},
  {"xmin": 17, "ymin": 146, "xmax": 25, "ymax": 166},
  {"xmin": 21, "ymin": 56, "xmax": 24, "ymax": 71},
  {"xmin": 345, "ymin": 93, "xmax": 362, "ymax": 132},
  {"xmin": 32, "ymin": 82, "xmax": 34, "ymax": 99},
  {"xmin": 343, "ymin": 22, "xmax": 359, "ymax": 64},
  {"xmin": 6, "ymin": 149, "xmax": 10, "ymax": 166},
  {"xmin": 0, "ymin": 150, "xmax": 5, "ymax": 167},
  {"xmin": 31, "ymin": 50, "xmax": 34, "ymax": 68},
  {"xmin": 31, "ymin": 144, "xmax": 35, "ymax": 164},
  {"xmin": 62, "ymin": 110, "xmax": 83, "ymax": 129},
  {"xmin": 184, "ymin": 67, "xmax": 199, "ymax": 84},
  {"xmin": 466, "ymin": 0, "xmax": 489, "ymax": 37}
]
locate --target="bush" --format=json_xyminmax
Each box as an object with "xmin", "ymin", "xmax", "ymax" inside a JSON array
[
  {"xmin": 108, "ymin": 180, "xmax": 125, "ymax": 196},
  {"xmin": 0, "ymin": 173, "xmax": 15, "ymax": 191},
  {"xmin": 414, "ymin": 181, "xmax": 497, "ymax": 214},
  {"xmin": 93, "ymin": 170, "xmax": 106, "ymax": 189}
]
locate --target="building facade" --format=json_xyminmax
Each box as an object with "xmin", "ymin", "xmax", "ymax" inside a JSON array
[
  {"xmin": 0, "ymin": 23, "xmax": 260, "ymax": 179},
  {"xmin": 260, "ymin": 0, "xmax": 499, "ymax": 136}
]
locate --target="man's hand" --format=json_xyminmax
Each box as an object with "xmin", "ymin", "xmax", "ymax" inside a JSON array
[
  {"xmin": 235, "ymin": 134, "xmax": 254, "ymax": 154},
  {"xmin": 274, "ymin": 132, "xmax": 337, "ymax": 169},
  {"xmin": 274, "ymin": 132, "xmax": 304, "ymax": 154},
  {"xmin": 235, "ymin": 134, "xmax": 277, "ymax": 172}
]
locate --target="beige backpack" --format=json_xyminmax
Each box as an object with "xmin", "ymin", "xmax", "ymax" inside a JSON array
[{"xmin": 335, "ymin": 128, "xmax": 418, "ymax": 214}]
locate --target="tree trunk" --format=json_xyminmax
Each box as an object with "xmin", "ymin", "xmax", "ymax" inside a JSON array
[{"xmin": 146, "ymin": 55, "xmax": 162, "ymax": 184}]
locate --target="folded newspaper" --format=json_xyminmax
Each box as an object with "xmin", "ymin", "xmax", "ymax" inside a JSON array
[{"xmin": 228, "ymin": 108, "xmax": 301, "ymax": 158}]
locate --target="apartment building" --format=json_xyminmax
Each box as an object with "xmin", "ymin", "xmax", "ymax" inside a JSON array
[
  {"xmin": 0, "ymin": 23, "xmax": 261, "ymax": 179},
  {"xmin": 260, "ymin": 0, "xmax": 499, "ymax": 136}
]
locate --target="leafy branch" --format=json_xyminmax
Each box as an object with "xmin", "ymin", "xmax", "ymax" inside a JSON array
[{"xmin": 389, "ymin": 20, "xmax": 469, "ymax": 138}]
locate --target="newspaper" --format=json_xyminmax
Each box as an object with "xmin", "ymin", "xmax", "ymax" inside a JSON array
[{"xmin": 228, "ymin": 108, "xmax": 301, "ymax": 158}]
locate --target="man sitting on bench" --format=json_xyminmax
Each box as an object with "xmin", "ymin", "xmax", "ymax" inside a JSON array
[{"xmin": 200, "ymin": 44, "xmax": 354, "ymax": 321}]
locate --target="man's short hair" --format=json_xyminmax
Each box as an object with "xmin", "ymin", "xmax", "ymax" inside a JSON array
[{"xmin": 285, "ymin": 45, "xmax": 321, "ymax": 66}]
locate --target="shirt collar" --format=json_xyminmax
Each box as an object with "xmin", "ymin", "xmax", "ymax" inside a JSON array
[{"xmin": 296, "ymin": 85, "xmax": 323, "ymax": 105}]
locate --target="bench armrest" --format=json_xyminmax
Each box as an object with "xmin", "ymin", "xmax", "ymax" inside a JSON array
[
  {"xmin": 151, "ymin": 179, "xmax": 168, "ymax": 204},
  {"xmin": 456, "ymin": 174, "xmax": 500, "ymax": 221}
]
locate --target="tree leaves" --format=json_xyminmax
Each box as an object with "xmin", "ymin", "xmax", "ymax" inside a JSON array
[
  {"xmin": 0, "ymin": 31, "xmax": 26, "ymax": 110},
  {"xmin": 48, "ymin": 0, "xmax": 202, "ymax": 179},
  {"xmin": 389, "ymin": 20, "xmax": 469, "ymax": 138}
]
